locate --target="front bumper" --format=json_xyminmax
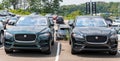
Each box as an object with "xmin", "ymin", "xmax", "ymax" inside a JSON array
[
  {"xmin": 4, "ymin": 36, "xmax": 51, "ymax": 51},
  {"xmin": 72, "ymin": 36, "xmax": 118, "ymax": 52}
]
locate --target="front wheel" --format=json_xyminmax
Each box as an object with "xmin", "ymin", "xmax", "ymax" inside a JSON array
[
  {"xmin": 71, "ymin": 42, "xmax": 77, "ymax": 54},
  {"xmin": 44, "ymin": 42, "xmax": 51, "ymax": 54},
  {"xmin": 0, "ymin": 32, "xmax": 4, "ymax": 45},
  {"xmin": 5, "ymin": 48, "xmax": 13, "ymax": 54},
  {"xmin": 51, "ymin": 40, "xmax": 54, "ymax": 46},
  {"xmin": 109, "ymin": 50, "xmax": 117, "ymax": 55}
]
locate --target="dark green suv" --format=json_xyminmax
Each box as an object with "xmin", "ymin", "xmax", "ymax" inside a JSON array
[{"xmin": 4, "ymin": 15, "xmax": 54, "ymax": 54}]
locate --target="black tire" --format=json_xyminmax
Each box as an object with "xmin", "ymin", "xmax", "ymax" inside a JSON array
[
  {"xmin": 51, "ymin": 40, "xmax": 54, "ymax": 46},
  {"xmin": 0, "ymin": 32, "xmax": 4, "ymax": 45},
  {"xmin": 51, "ymin": 34, "xmax": 54, "ymax": 46},
  {"xmin": 5, "ymin": 48, "xmax": 13, "ymax": 54},
  {"xmin": 69, "ymin": 39, "xmax": 71, "ymax": 45},
  {"xmin": 71, "ymin": 43, "xmax": 77, "ymax": 54},
  {"xmin": 109, "ymin": 50, "xmax": 117, "ymax": 55},
  {"xmin": 44, "ymin": 49, "xmax": 51, "ymax": 54},
  {"xmin": 44, "ymin": 43, "xmax": 51, "ymax": 54},
  {"xmin": 71, "ymin": 48, "xmax": 77, "ymax": 54}
]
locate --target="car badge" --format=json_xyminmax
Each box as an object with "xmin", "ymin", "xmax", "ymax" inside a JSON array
[
  {"xmin": 95, "ymin": 36, "xmax": 98, "ymax": 39},
  {"xmin": 24, "ymin": 35, "xmax": 27, "ymax": 38}
]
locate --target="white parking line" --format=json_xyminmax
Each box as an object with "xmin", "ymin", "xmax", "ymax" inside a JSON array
[
  {"xmin": 118, "ymin": 50, "xmax": 120, "ymax": 53},
  {"xmin": 0, "ymin": 46, "xmax": 4, "ymax": 50},
  {"xmin": 55, "ymin": 42, "xmax": 60, "ymax": 61}
]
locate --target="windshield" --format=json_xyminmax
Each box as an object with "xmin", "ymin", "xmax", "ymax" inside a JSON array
[
  {"xmin": 76, "ymin": 18, "xmax": 107, "ymax": 27},
  {"xmin": 16, "ymin": 16, "xmax": 48, "ymax": 26},
  {"xmin": 11, "ymin": 18, "xmax": 17, "ymax": 20}
]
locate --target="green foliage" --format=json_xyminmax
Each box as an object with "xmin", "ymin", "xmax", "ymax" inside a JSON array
[
  {"xmin": 9, "ymin": 9, "xmax": 30, "ymax": 15},
  {"xmin": 61, "ymin": 2, "xmax": 120, "ymax": 19},
  {"xmin": 0, "ymin": 4, "xmax": 4, "ymax": 10},
  {"xmin": 65, "ymin": 10, "xmax": 82, "ymax": 20},
  {"xmin": 2, "ymin": 0, "xmax": 18, "ymax": 9},
  {"xmin": 27, "ymin": 0, "xmax": 62, "ymax": 13}
]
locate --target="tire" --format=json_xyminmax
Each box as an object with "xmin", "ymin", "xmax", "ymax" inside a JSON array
[
  {"xmin": 71, "ymin": 42, "xmax": 77, "ymax": 54},
  {"xmin": 69, "ymin": 40, "xmax": 71, "ymax": 45},
  {"xmin": 51, "ymin": 40, "xmax": 54, "ymax": 46},
  {"xmin": 109, "ymin": 50, "xmax": 117, "ymax": 55},
  {"xmin": 51, "ymin": 35, "xmax": 54, "ymax": 46},
  {"xmin": 44, "ymin": 49, "xmax": 51, "ymax": 54},
  {"xmin": 0, "ymin": 32, "xmax": 4, "ymax": 45},
  {"xmin": 44, "ymin": 43, "xmax": 51, "ymax": 54},
  {"xmin": 5, "ymin": 48, "xmax": 13, "ymax": 54}
]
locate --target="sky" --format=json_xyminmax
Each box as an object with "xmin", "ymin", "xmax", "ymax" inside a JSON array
[
  {"xmin": 0, "ymin": 0, "xmax": 120, "ymax": 5},
  {"xmin": 61, "ymin": 0, "xmax": 120, "ymax": 5}
]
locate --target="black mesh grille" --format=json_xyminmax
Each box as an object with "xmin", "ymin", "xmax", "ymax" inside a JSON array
[
  {"xmin": 86, "ymin": 35, "xmax": 107, "ymax": 43},
  {"xmin": 15, "ymin": 34, "xmax": 36, "ymax": 41}
]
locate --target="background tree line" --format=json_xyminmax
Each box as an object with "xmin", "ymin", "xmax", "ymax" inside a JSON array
[
  {"xmin": 0, "ymin": 1, "xmax": 119, "ymax": 19},
  {"xmin": 1, "ymin": 0, "xmax": 62, "ymax": 14},
  {"xmin": 60, "ymin": 2, "xmax": 120, "ymax": 19}
]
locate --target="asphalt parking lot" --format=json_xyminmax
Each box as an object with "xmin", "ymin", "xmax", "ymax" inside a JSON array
[{"xmin": 0, "ymin": 40, "xmax": 120, "ymax": 61}]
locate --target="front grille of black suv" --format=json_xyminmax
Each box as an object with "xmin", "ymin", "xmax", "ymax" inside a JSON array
[
  {"xmin": 15, "ymin": 34, "xmax": 36, "ymax": 41},
  {"xmin": 86, "ymin": 35, "xmax": 107, "ymax": 43}
]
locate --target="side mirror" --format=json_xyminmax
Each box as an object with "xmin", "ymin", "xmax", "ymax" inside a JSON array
[
  {"xmin": 108, "ymin": 24, "xmax": 112, "ymax": 27},
  {"xmin": 8, "ymin": 22, "xmax": 15, "ymax": 25}
]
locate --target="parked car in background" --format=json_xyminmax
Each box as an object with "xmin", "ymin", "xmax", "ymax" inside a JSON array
[
  {"xmin": 8, "ymin": 17, "xmax": 18, "ymax": 25},
  {"xmin": 105, "ymin": 18, "xmax": 113, "ymax": 25},
  {"xmin": 56, "ymin": 24, "xmax": 70, "ymax": 40},
  {"xmin": 111, "ymin": 24, "xmax": 120, "ymax": 32},
  {"xmin": 112, "ymin": 19, "xmax": 120, "ymax": 32},
  {"xmin": 69, "ymin": 16, "xmax": 118, "ymax": 55},
  {"xmin": 117, "ymin": 30, "xmax": 120, "ymax": 41},
  {"xmin": 4, "ymin": 15, "xmax": 54, "ymax": 54},
  {"xmin": 56, "ymin": 16, "xmax": 64, "ymax": 24},
  {"xmin": 0, "ymin": 17, "xmax": 6, "ymax": 22},
  {"xmin": 52, "ymin": 14, "xmax": 58, "ymax": 20},
  {"xmin": 0, "ymin": 22, "xmax": 4, "ymax": 44}
]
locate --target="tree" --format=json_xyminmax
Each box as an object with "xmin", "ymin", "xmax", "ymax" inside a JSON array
[
  {"xmin": 2, "ymin": 0, "xmax": 18, "ymax": 9},
  {"xmin": 53, "ymin": 0, "xmax": 63, "ymax": 14},
  {"xmin": 66, "ymin": 10, "xmax": 82, "ymax": 19},
  {"xmin": 2, "ymin": 0, "xmax": 10, "ymax": 9},
  {"xmin": 27, "ymin": 0, "xmax": 42, "ymax": 12},
  {"xmin": 27, "ymin": 0, "xmax": 63, "ymax": 14}
]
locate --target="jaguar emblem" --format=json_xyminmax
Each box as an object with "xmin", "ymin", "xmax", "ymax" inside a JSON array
[
  {"xmin": 24, "ymin": 35, "xmax": 27, "ymax": 38},
  {"xmin": 95, "ymin": 36, "xmax": 98, "ymax": 39}
]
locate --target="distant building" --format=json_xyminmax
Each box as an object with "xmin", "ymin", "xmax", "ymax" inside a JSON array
[{"xmin": 17, "ymin": 0, "xmax": 29, "ymax": 9}]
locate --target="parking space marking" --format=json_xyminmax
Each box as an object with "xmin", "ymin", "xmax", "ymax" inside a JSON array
[
  {"xmin": 55, "ymin": 42, "xmax": 60, "ymax": 61},
  {"xmin": 118, "ymin": 50, "xmax": 120, "ymax": 53},
  {"xmin": 0, "ymin": 46, "xmax": 4, "ymax": 50}
]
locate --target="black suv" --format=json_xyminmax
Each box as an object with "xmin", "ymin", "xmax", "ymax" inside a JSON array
[
  {"xmin": 69, "ymin": 16, "xmax": 118, "ymax": 55},
  {"xmin": 4, "ymin": 15, "xmax": 54, "ymax": 54}
]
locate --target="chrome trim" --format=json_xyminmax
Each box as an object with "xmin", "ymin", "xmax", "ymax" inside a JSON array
[{"xmin": 15, "ymin": 40, "xmax": 36, "ymax": 43}]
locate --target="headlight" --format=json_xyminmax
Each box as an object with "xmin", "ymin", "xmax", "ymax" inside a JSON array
[
  {"xmin": 39, "ymin": 33, "xmax": 50, "ymax": 36},
  {"xmin": 72, "ymin": 33, "xmax": 84, "ymax": 38},
  {"xmin": 110, "ymin": 32, "xmax": 117, "ymax": 38},
  {"xmin": 5, "ymin": 32, "xmax": 13, "ymax": 39},
  {"xmin": 38, "ymin": 33, "xmax": 50, "ymax": 40}
]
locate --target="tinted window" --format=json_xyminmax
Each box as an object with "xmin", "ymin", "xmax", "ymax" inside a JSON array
[
  {"xmin": 11, "ymin": 18, "xmax": 17, "ymax": 20},
  {"xmin": 16, "ymin": 16, "xmax": 47, "ymax": 26},
  {"xmin": 76, "ymin": 18, "xmax": 107, "ymax": 27}
]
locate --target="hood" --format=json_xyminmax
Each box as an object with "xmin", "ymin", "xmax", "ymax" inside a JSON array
[
  {"xmin": 73, "ymin": 27, "xmax": 111, "ymax": 35},
  {"xmin": 6, "ymin": 26, "xmax": 49, "ymax": 34}
]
